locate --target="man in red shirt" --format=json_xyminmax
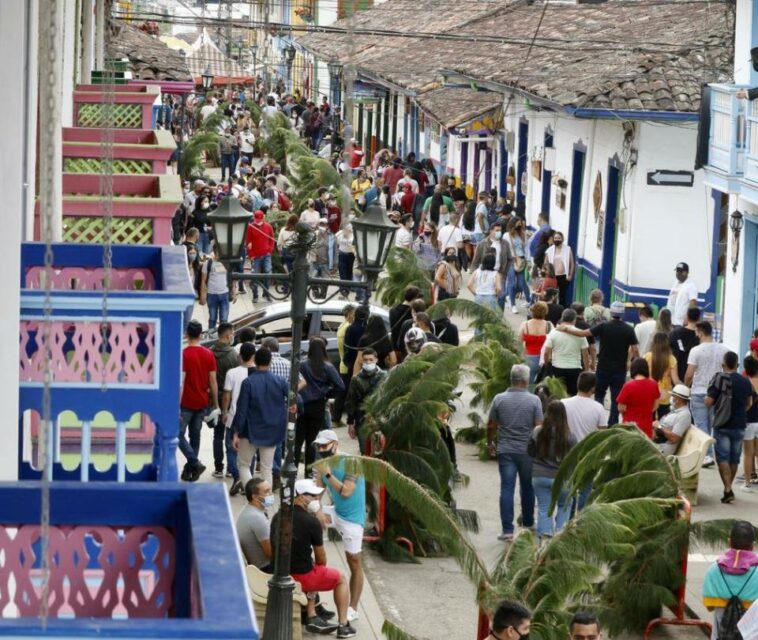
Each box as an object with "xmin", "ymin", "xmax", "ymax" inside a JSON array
[
  {"xmin": 349, "ymin": 139, "xmax": 364, "ymax": 170},
  {"xmin": 245, "ymin": 209, "xmax": 275, "ymax": 303},
  {"xmin": 382, "ymin": 159, "xmax": 404, "ymax": 194},
  {"xmin": 180, "ymin": 320, "xmax": 218, "ymax": 481}
]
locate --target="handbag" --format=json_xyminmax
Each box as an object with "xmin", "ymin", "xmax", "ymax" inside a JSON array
[{"xmin": 513, "ymin": 256, "xmax": 526, "ymax": 272}]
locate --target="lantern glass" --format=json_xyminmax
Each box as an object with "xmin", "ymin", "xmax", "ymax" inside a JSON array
[
  {"xmin": 352, "ymin": 204, "xmax": 398, "ymax": 273},
  {"xmin": 201, "ymin": 67, "xmax": 214, "ymax": 90},
  {"xmin": 208, "ymin": 197, "xmax": 252, "ymax": 262},
  {"xmin": 730, "ymin": 210, "xmax": 744, "ymax": 233}
]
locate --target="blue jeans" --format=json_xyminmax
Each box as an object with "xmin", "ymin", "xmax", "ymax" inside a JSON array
[
  {"xmin": 595, "ymin": 368, "xmax": 627, "ymax": 426},
  {"xmin": 198, "ymin": 232, "xmax": 212, "ymax": 255},
  {"xmin": 251, "ymin": 254, "xmax": 272, "ymax": 299},
  {"xmin": 692, "ymin": 393, "xmax": 714, "ymax": 457},
  {"xmin": 497, "ymin": 452, "xmax": 535, "ymax": 535},
  {"xmin": 533, "ymin": 475, "xmax": 571, "ymax": 537},
  {"xmin": 506, "ymin": 265, "xmax": 530, "ymax": 307},
  {"xmin": 179, "ymin": 408, "xmax": 206, "ymax": 467},
  {"xmin": 474, "ymin": 293, "xmax": 498, "ymax": 312},
  {"xmin": 207, "ymin": 292, "xmax": 229, "ymax": 330},
  {"xmin": 714, "ymin": 428, "xmax": 745, "ymax": 465},
  {"xmin": 221, "ymin": 153, "xmax": 235, "ymax": 181},
  {"xmin": 525, "ymin": 355, "xmax": 541, "ymax": 384},
  {"xmin": 225, "ymin": 427, "xmax": 239, "ymax": 480}
]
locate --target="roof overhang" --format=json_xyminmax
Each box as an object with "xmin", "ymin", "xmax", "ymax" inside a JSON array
[
  {"xmin": 564, "ymin": 106, "xmax": 699, "ymax": 122},
  {"xmin": 439, "ymin": 69, "xmax": 561, "ymax": 111},
  {"xmin": 356, "ymin": 70, "xmax": 416, "ymax": 97}
]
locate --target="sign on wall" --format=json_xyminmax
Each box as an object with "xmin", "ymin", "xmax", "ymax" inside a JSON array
[{"xmin": 646, "ymin": 170, "xmax": 695, "ymax": 187}]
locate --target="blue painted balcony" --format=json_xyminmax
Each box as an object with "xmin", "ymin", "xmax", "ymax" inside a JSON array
[
  {"xmin": 0, "ymin": 482, "xmax": 257, "ymax": 638},
  {"xmin": 18, "ymin": 243, "xmax": 194, "ymax": 482},
  {"xmin": 703, "ymin": 83, "xmax": 758, "ymax": 204}
]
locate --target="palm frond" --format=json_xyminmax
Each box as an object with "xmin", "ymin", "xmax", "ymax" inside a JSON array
[
  {"xmin": 689, "ymin": 519, "xmax": 737, "ymax": 549},
  {"xmin": 376, "ymin": 247, "xmax": 433, "ymax": 307},
  {"xmin": 381, "ymin": 620, "xmax": 424, "ymax": 640},
  {"xmin": 180, "ymin": 131, "xmax": 219, "ymax": 180},
  {"xmin": 200, "ymin": 109, "xmax": 228, "ymax": 133}
]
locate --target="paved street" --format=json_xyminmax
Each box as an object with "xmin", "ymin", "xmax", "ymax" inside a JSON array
[{"xmin": 187, "ymin": 283, "xmax": 744, "ymax": 639}]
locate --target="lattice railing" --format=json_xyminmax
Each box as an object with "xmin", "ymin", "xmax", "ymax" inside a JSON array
[
  {"xmin": 62, "ymin": 216, "xmax": 154, "ymax": 244},
  {"xmin": 64, "ymin": 158, "xmax": 153, "ymax": 174},
  {"xmin": 0, "ymin": 525, "xmax": 175, "ymax": 618},
  {"xmin": 19, "ymin": 320, "xmax": 156, "ymax": 385},
  {"xmin": 25, "ymin": 266, "xmax": 156, "ymax": 291},
  {"xmin": 76, "ymin": 103, "xmax": 142, "ymax": 128}
]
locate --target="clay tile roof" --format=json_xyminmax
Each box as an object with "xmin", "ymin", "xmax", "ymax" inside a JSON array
[
  {"xmin": 414, "ymin": 87, "xmax": 503, "ymax": 129},
  {"xmin": 109, "ymin": 22, "xmax": 192, "ymax": 81},
  {"xmin": 297, "ymin": 0, "xmax": 734, "ymax": 114}
]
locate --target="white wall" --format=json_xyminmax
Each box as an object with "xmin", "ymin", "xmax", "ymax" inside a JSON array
[
  {"xmin": 734, "ymin": 0, "xmax": 755, "ymax": 84},
  {"xmin": 0, "ymin": 0, "xmax": 35, "ymax": 480},
  {"xmin": 61, "ymin": 0, "xmax": 77, "ymax": 126}
]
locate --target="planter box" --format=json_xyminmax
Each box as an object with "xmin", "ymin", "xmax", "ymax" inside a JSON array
[
  {"xmin": 34, "ymin": 174, "xmax": 182, "ymax": 245},
  {"xmin": 62, "ymin": 128, "xmax": 176, "ymax": 175},
  {"xmin": 0, "ymin": 482, "xmax": 257, "ymax": 638},
  {"xmin": 19, "ymin": 242, "xmax": 194, "ymax": 482},
  {"xmin": 73, "ymin": 85, "xmax": 160, "ymax": 129}
]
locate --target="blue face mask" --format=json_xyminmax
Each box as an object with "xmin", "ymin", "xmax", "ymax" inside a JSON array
[
  {"xmin": 263, "ymin": 495, "xmax": 275, "ymax": 508},
  {"xmin": 494, "ymin": 231, "xmax": 502, "ymax": 240}
]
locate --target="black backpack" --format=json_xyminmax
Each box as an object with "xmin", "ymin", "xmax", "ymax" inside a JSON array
[
  {"xmin": 718, "ymin": 567, "xmax": 755, "ymax": 640},
  {"xmin": 710, "ymin": 372, "xmax": 733, "ymax": 429}
]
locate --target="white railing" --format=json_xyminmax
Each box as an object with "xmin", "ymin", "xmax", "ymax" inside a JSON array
[{"xmin": 708, "ymin": 84, "xmax": 746, "ymax": 176}]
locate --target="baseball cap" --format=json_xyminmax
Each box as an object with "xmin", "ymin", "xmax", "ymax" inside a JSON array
[
  {"xmin": 671, "ymin": 384, "xmax": 691, "ymax": 401},
  {"xmin": 294, "ymin": 478, "xmax": 324, "ymax": 496},
  {"xmin": 675, "ymin": 262, "xmax": 689, "ymax": 272},
  {"xmin": 314, "ymin": 429, "xmax": 339, "ymax": 445},
  {"xmin": 254, "ymin": 210, "xmax": 265, "ymax": 220},
  {"xmin": 193, "ymin": 179, "xmax": 206, "ymax": 187},
  {"xmin": 610, "ymin": 301, "xmax": 625, "ymax": 317}
]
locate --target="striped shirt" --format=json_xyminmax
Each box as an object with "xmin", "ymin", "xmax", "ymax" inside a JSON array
[{"xmin": 488, "ymin": 387, "xmax": 543, "ymax": 455}]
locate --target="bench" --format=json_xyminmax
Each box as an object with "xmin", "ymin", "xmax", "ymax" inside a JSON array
[
  {"xmin": 245, "ymin": 564, "xmax": 308, "ymax": 640},
  {"xmin": 671, "ymin": 426, "xmax": 714, "ymax": 505}
]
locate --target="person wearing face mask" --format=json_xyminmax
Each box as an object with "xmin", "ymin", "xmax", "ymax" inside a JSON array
[
  {"xmin": 190, "ymin": 195, "xmax": 213, "ymax": 255},
  {"xmin": 544, "ymin": 231, "xmax": 575, "ymax": 307},
  {"xmin": 667, "ymin": 262, "xmax": 699, "ymax": 326},
  {"xmin": 235, "ymin": 478, "xmax": 274, "ymax": 571},
  {"xmin": 434, "ymin": 248, "xmax": 462, "ymax": 301},
  {"xmin": 394, "ymin": 214, "xmax": 414, "ymax": 250},
  {"xmin": 345, "ymin": 349, "xmax": 387, "ymax": 453},
  {"xmin": 489, "ymin": 599, "xmax": 532, "ymax": 640},
  {"xmin": 270, "ymin": 478, "xmax": 355, "ymax": 637},
  {"xmin": 471, "ymin": 222, "xmax": 513, "ymax": 309},
  {"xmin": 314, "ymin": 430, "xmax": 367, "ymax": 623}
]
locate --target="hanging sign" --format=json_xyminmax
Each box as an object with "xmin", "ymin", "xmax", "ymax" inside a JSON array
[{"xmin": 646, "ymin": 170, "xmax": 694, "ymax": 187}]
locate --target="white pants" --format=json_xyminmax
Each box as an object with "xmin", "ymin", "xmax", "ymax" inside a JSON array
[{"xmin": 237, "ymin": 438, "xmax": 275, "ymax": 486}]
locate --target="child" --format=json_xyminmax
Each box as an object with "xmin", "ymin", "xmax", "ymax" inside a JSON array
[{"xmin": 532, "ymin": 263, "xmax": 558, "ymax": 302}]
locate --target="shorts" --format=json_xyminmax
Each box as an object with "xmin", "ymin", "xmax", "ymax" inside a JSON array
[
  {"xmin": 744, "ymin": 423, "xmax": 758, "ymax": 440},
  {"xmin": 291, "ymin": 564, "xmax": 342, "ymax": 594},
  {"xmin": 714, "ymin": 428, "xmax": 745, "ymax": 465},
  {"xmin": 333, "ymin": 514, "xmax": 364, "ymax": 555}
]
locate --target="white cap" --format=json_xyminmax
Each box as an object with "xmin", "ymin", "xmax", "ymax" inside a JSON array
[
  {"xmin": 193, "ymin": 179, "xmax": 206, "ymax": 187},
  {"xmin": 294, "ymin": 478, "xmax": 324, "ymax": 496},
  {"xmin": 314, "ymin": 429, "xmax": 338, "ymax": 445}
]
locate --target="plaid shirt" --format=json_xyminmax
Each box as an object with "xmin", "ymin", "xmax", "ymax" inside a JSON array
[{"xmin": 269, "ymin": 353, "xmax": 304, "ymax": 386}]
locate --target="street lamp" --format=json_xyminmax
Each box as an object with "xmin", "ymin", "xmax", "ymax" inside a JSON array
[
  {"xmin": 207, "ymin": 196, "xmax": 252, "ymax": 261},
  {"xmin": 327, "ymin": 60, "xmax": 343, "ymax": 107},
  {"xmin": 730, "ymin": 209, "xmax": 744, "ymax": 272},
  {"xmin": 284, "ymin": 43, "xmax": 297, "ymax": 65},
  {"xmin": 352, "ymin": 203, "xmax": 398, "ymax": 284},
  {"xmin": 201, "ymin": 67, "xmax": 214, "ymax": 91},
  {"xmin": 251, "ymin": 43, "xmax": 259, "ymax": 79}
]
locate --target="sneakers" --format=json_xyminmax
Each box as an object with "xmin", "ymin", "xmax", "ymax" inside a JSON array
[
  {"xmin": 225, "ymin": 471, "xmax": 233, "ymax": 478},
  {"xmin": 346, "ymin": 606, "xmax": 359, "ymax": 622},
  {"xmin": 315, "ymin": 603, "xmax": 335, "ymax": 620},
  {"xmin": 211, "ymin": 469, "xmax": 224, "ymax": 479},
  {"xmin": 497, "ymin": 532, "xmax": 514, "ymax": 541},
  {"xmin": 740, "ymin": 482, "xmax": 754, "ymax": 492},
  {"xmin": 337, "ymin": 623, "xmax": 357, "ymax": 638},
  {"xmin": 511, "ymin": 306, "xmax": 519, "ymax": 314},
  {"xmin": 229, "ymin": 479, "xmax": 243, "ymax": 496},
  {"xmin": 180, "ymin": 464, "xmax": 192, "ymax": 482},
  {"xmin": 702, "ymin": 455, "xmax": 715, "ymax": 468},
  {"xmin": 189, "ymin": 463, "xmax": 206, "ymax": 482},
  {"xmin": 721, "ymin": 490, "xmax": 736, "ymax": 504},
  {"xmin": 304, "ymin": 616, "xmax": 338, "ymax": 634}
]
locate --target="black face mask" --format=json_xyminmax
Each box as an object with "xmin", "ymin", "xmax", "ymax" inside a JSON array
[
  {"xmin": 445, "ymin": 255, "xmax": 457, "ymax": 263},
  {"xmin": 315, "ymin": 448, "xmax": 334, "ymax": 459},
  {"xmin": 554, "ymin": 240, "xmax": 563, "ymax": 246}
]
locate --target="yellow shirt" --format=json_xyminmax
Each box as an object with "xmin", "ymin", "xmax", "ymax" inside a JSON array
[
  {"xmin": 644, "ymin": 352, "xmax": 677, "ymax": 405},
  {"xmin": 337, "ymin": 320, "xmax": 351, "ymax": 375}
]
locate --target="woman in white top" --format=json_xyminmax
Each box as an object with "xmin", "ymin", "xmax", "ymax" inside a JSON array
[
  {"xmin": 299, "ymin": 199, "xmax": 321, "ymax": 229},
  {"xmin": 467, "ymin": 253, "xmax": 502, "ymax": 312},
  {"xmin": 545, "ymin": 230, "xmax": 575, "ymax": 307},
  {"xmin": 394, "ymin": 214, "xmax": 414, "ymax": 250},
  {"xmin": 336, "ymin": 223, "xmax": 356, "ymax": 298},
  {"xmin": 277, "ymin": 214, "xmax": 299, "ymax": 275}
]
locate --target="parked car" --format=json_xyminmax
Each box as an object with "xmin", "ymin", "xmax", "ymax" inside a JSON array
[{"xmin": 203, "ymin": 301, "xmax": 390, "ymax": 368}]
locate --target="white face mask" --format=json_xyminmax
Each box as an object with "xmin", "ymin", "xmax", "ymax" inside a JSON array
[
  {"xmin": 201, "ymin": 203, "xmax": 210, "ymax": 210},
  {"xmin": 263, "ymin": 495, "xmax": 275, "ymax": 508},
  {"xmin": 306, "ymin": 498, "xmax": 321, "ymax": 513},
  {"xmin": 362, "ymin": 362, "xmax": 377, "ymax": 373}
]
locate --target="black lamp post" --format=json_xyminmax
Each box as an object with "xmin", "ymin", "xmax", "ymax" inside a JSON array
[
  {"xmin": 730, "ymin": 209, "xmax": 744, "ymax": 273},
  {"xmin": 208, "ymin": 207, "xmax": 395, "ymax": 640},
  {"xmin": 327, "ymin": 60, "xmax": 343, "ymax": 107},
  {"xmin": 201, "ymin": 67, "xmax": 214, "ymax": 91},
  {"xmin": 284, "ymin": 44, "xmax": 297, "ymax": 93},
  {"xmin": 251, "ymin": 43, "xmax": 259, "ymax": 80}
]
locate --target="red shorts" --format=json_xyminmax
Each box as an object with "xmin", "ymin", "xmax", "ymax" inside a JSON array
[{"xmin": 292, "ymin": 564, "xmax": 341, "ymax": 593}]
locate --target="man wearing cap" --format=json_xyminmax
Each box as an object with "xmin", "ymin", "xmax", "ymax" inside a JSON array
[
  {"xmin": 270, "ymin": 478, "xmax": 356, "ymax": 637},
  {"xmin": 560, "ymin": 301, "xmax": 638, "ymax": 425},
  {"xmin": 654, "ymin": 384, "xmax": 692, "ymax": 456},
  {"xmin": 667, "ymin": 262, "xmax": 699, "ymax": 326},
  {"xmin": 314, "ymin": 430, "xmax": 366, "ymax": 623},
  {"xmin": 245, "ymin": 210, "xmax": 275, "ymax": 303}
]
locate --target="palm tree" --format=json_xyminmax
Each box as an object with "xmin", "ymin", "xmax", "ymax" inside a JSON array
[
  {"xmin": 376, "ymin": 247, "xmax": 433, "ymax": 307},
  {"xmin": 180, "ymin": 131, "xmax": 220, "ymax": 181}
]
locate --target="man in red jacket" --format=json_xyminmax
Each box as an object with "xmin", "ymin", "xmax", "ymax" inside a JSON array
[{"xmin": 246, "ymin": 209, "xmax": 275, "ymax": 302}]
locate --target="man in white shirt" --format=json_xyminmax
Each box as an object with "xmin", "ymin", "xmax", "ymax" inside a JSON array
[
  {"xmin": 239, "ymin": 126, "xmax": 256, "ymax": 164},
  {"xmin": 222, "ymin": 342, "xmax": 255, "ymax": 496},
  {"xmin": 561, "ymin": 372, "xmax": 607, "ymax": 510},
  {"xmin": 667, "ymin": 262, "xmax": 699, "ymax": 326},
  {"xmin": 685, "ymin": 320, "xmax": 729, "ymax": 466},
  {"xmin": 396, "ymin": 169, "xmax": 419, "ymax": 194},
  {"xmin": 634, "ymin": 305, "xmax": 657, "ymax": 356},
  {"xmin": 394, "ymin": 214, "xmax": 414, "ymax": 250},
  {"xmin": 200, "ymin": 97, "xmax": 217, "ymax": 122},
  {"xmin": 438, "ymin": 213, "xmax": 464, "ymax": 253}
]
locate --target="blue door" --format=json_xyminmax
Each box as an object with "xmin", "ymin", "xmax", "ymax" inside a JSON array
[
  {"xmin": 541, "ymin": 131, "xmax": 554, "ymax": 214},
  {"xmin": 742, "ymin": 220, "xmax": 758, "ymax": 353},
  {"xmin": 517, "ymin": 120, "xmax": 529, "ymax": 204},
  {"xmin": 498, "ymin": 137, "xmax": 508, "ymax": 197},
  {"xmin": 600, "ymin": 162, "xmax": 622, "ymax": 302},
  {"xmin": 566, "ymin": 147, "xmax": 586, "ymax": 303},
  {"xmin": 460, "ymin": 141, "xmax": 469, "ymax": 188}
]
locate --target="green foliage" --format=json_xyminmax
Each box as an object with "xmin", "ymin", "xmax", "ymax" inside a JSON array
[
  {"xmin": 180, "ymin": 131, "xmax": 219, "ymax": 181},
  {"xmin": 375, "ymin": 247, "xmax": 433, "ymax": 307}
]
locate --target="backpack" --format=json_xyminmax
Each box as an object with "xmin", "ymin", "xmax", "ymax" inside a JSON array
[
  {"xmin": 718, "ymin": 567, "xmax": 755, "ymax": 640},
  {"xmin": 278, "ymin": 191, "xmax": 292, "ymax": 211},
  {"xmin": 710, "ymin": 372, "xmax": 733, "ymax": 429}
]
